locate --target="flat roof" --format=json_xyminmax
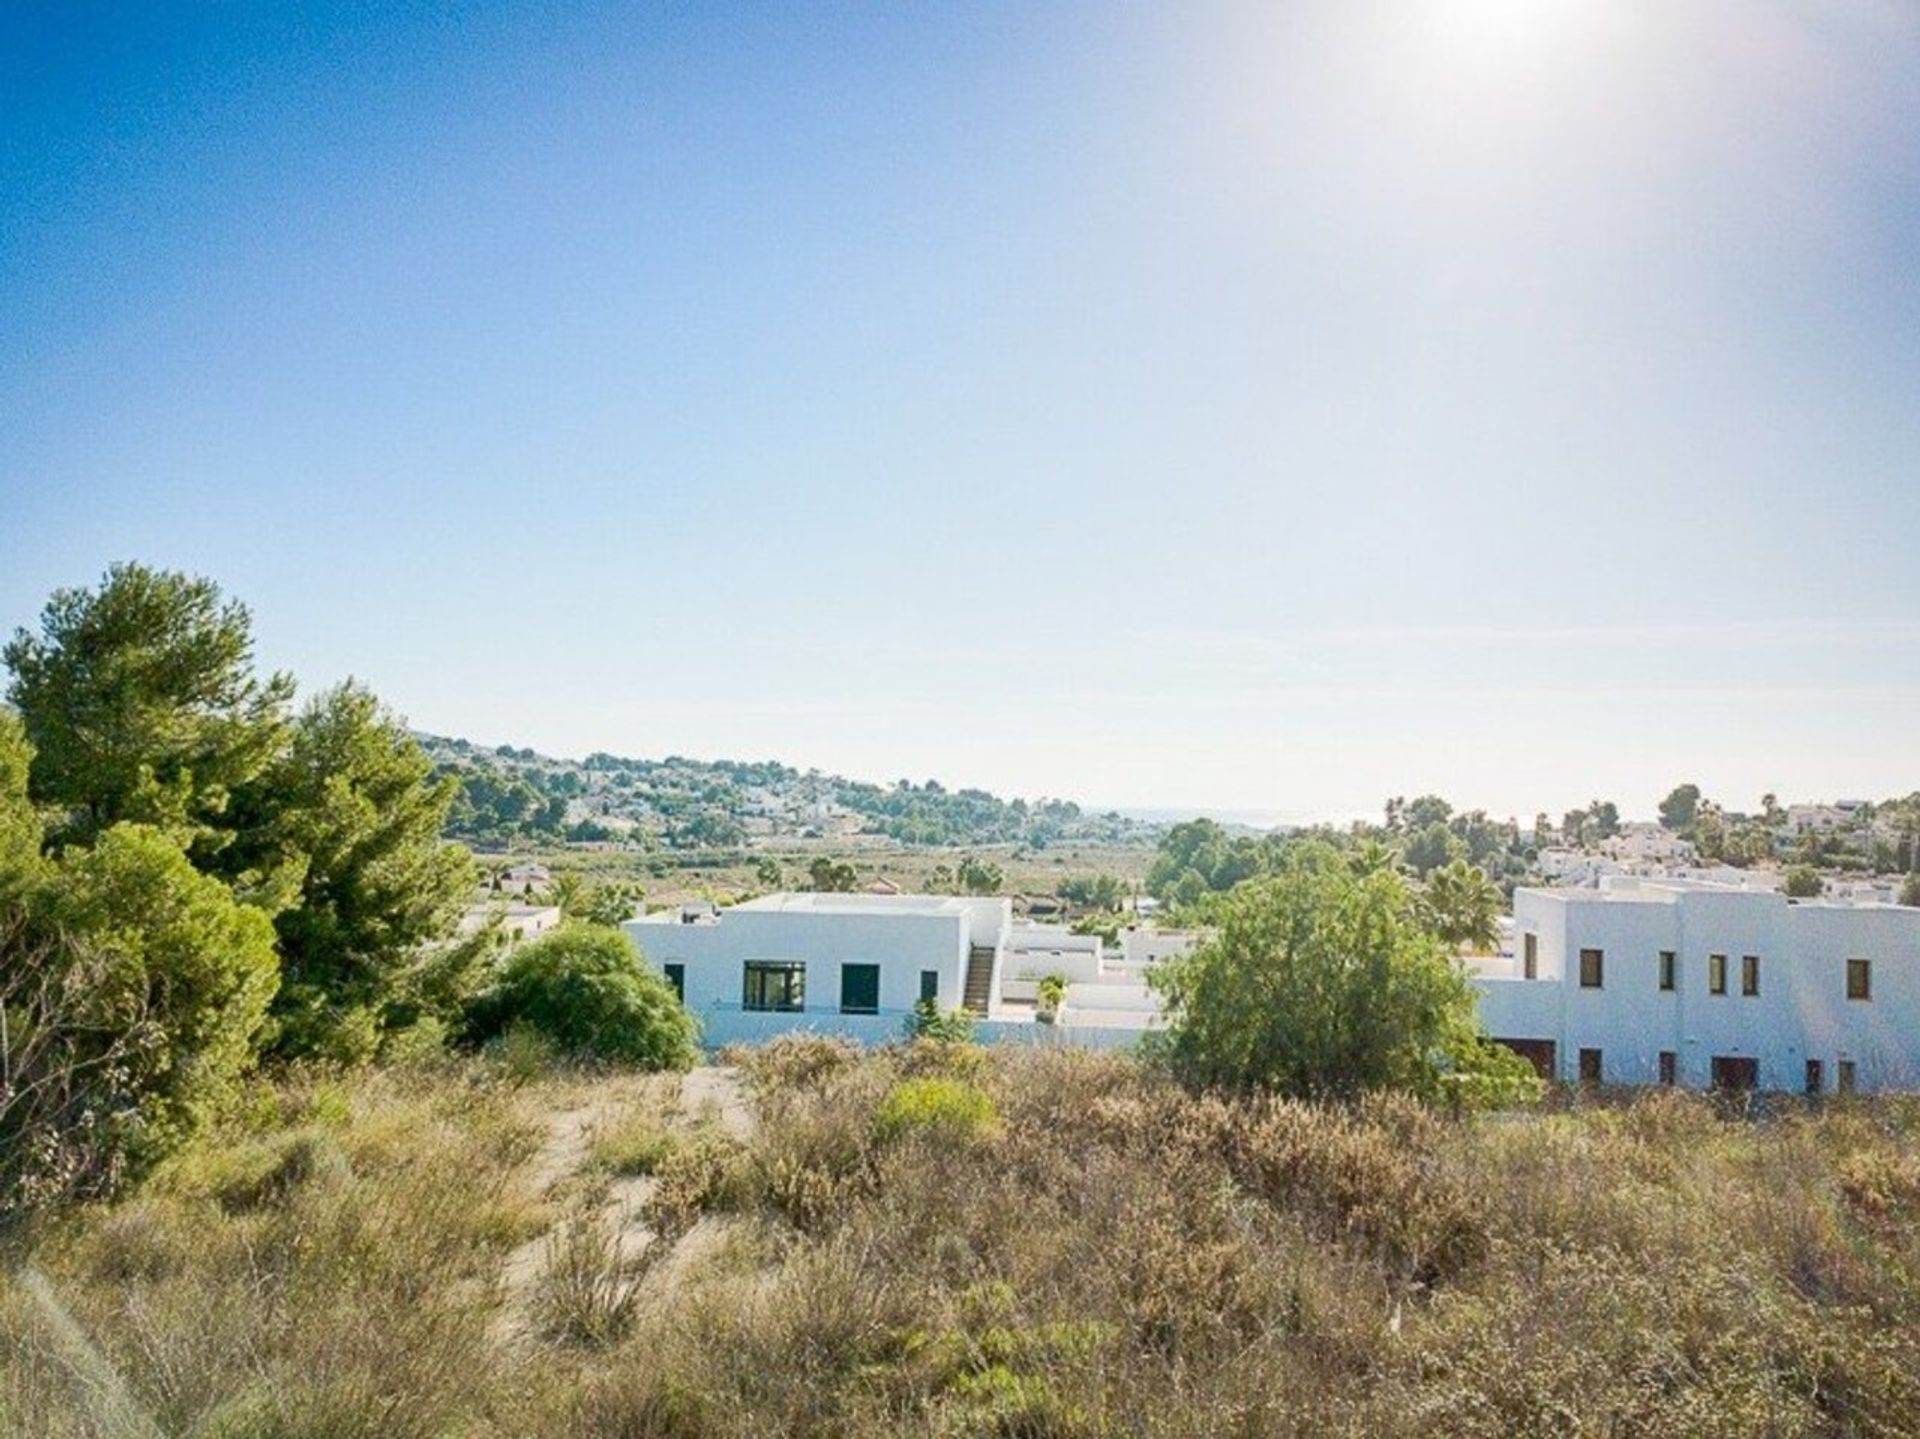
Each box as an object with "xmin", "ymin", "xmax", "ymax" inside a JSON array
[{"xmin": 740, "ymin": 891, "xmax": 969, "ymax": 913}]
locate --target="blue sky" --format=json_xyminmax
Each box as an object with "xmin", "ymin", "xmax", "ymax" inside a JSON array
[{"xmin": 3, "ymin": 1, "xmax": 1917, "ymax": 822}]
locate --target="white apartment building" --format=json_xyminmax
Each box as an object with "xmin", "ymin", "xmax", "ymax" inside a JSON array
[
  {"xmin": 625, "ymin": 893, "xmax": 1183, "ymax": 1048},
  {"xmin": 1474, "ymin": 878, "xmax": 1920, "ymax": 1094}
]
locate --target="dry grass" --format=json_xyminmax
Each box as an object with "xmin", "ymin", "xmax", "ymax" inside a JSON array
[{"xmin": 6, "ymin": 1049, "xmax": 1920, "ymax": 1437}]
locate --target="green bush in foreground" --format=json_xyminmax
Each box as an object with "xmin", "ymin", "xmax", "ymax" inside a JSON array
[
  {"xmin": 873, "ymin": 1076, "xmax": 1000, "ymax": 1144},
  {"xmin": 465, "ymin": 925, "xmax": 697, "ymax": 1069}
]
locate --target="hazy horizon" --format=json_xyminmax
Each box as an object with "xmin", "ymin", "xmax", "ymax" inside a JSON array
[{"xmin": 6, "ymin": 3, "xmax": 1917, "ymax": 821}]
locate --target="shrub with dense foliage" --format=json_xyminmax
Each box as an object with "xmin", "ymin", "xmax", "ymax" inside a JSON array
[
  {"xmin": 1152, "ymin": 842, "xmax": 1539, "ymax": 1105},
  {"xmin": 465, "ymin": 926, "xmax": 698, "ymax": 1069},
  {"xmin": 2, "ymin": 712, "xmax": 281, "ymax": 1216}
]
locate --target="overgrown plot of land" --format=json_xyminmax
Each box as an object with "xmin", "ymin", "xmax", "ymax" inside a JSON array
[{"xmin": 7, "ymin": 1046, "xmax": 1920, "ymax": 1437}]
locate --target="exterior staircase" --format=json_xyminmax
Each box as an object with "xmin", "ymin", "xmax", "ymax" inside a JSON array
[{"xmin": 962, "ymin": 944, "xmax": 997, "ymax": 1015}]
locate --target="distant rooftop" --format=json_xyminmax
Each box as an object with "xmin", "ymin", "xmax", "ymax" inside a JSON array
[{"xmin": 735, "ymin": 891, "xmax": 980, "ymax": 916}]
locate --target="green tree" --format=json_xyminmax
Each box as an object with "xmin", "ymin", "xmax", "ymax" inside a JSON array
[
  {"xmin": 0, "ymin": 711, "xmax": 41, "ymax": 900},
  {"xmin": 1422, "ymin": 859, "xmax": 1503, "ymax": 953},
  {"xmin": 808, "ymin": 856, "xmax": 857, "ymax": 892},
  {"xmin": 957, "ymin": 854, "xmax": 1004, "ymax": 895},
  {"xmin": 31, "ymin": 824, "xmax": 280, "ymax": 1164},
  {"xmin": 1899, "ymin": 872, "xmax": 1920, "ymax": 908},
  {"xmin": 465, "ymin": 926, "xmax": 697, "ymax": 1069},
  {"xmin": 551, "ymin": 871, "xmax": 587, "ymax": 918},
  {"xmin": 1693, "ymin": 804, "xmax": 1728, "ymax": 862},
  {"xmin": 1058, "ymin": 873, "xmax": 1125, "ymax": 910},
  {"xmin": 581, "ymin": 881, "xmax": 641, "ymax": 927},
  {"xmin": 1401, "ymin": 821, "xmax": 1465, "ymax": 877},
  {"xmin": 1150, "ymin": 844, "xmax": 1535, "ymax": 1104},
  {"xmin": 1348, "ymin": 839, "xmax": 1400, "ymax": 877},
  {"xmin": 754, "ymin": 856, "xmax": 784, "ymax": 889},
  {"xmin": 1658, "ymin": 784, "xmax": 1701, "ymax": 834},
  {"xmin": 233, "ymin": 683, "xmax": 473, "ymax": 1061},
  {"xmin": 1587, "ymin": 799, "xmax": 1621, "ymax": 840},
  {"xmin": 4, "ymin": 563, "xmax": 293, "ymax": 855},
  {"xmin": 1782, "ymin": 865, "xmax": 1824, "ymax": 899}
]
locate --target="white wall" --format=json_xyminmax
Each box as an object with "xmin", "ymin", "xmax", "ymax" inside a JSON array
[
  {"xmin": 1479, "ymin": 885, "xmax": 1920, "ymax": 1091},
  {"xmin": 1121, "ymin": 929, "xmax": 1200, "ymax": 967},
  {"xmin": 626, "ymin": 905, "xmax": 969, "ymax": 1034}
]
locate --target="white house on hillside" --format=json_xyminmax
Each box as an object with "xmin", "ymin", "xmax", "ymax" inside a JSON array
[
  {"xmin": 625, "ymin": 892, "xmax": 1188, "ymax": 1048},
  {"xmin": 1473, "ymin": 878, "xmax": 1920, "ymax": 1093}
]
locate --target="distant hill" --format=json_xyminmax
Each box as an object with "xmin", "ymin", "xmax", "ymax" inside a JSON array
[{"xmin": 418, "ymin": 734, "xmax": 1155, "ymax": 852}]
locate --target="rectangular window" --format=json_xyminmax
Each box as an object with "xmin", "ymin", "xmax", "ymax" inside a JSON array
[
  {"xmin": 1805, "ymin": 1059, "xmax": 1823, "ymax": 1096},
  {"xmin": 1741, "ymin": 954, "xmax": 1760, "ymax": 997},
  {"xmin": 919, "ymin": 969, "xmax": 940, "ymax": 1003},
  {"xmin": 1579, "ymin": 1047, "xmax": 1603, "ymax": 1084},
  {"xmin": 1658, "ymin": 951, "xmax": 1677, "ymax": 992},
  {"xmin": 839, "ymin": 962, "xmax": 880, "ymax": 1016},
  {"xmin": 1847, "ymin": 958, "xmax": 1871, "ymax": 1002},
  {"xmin": 1658, "ymin": 1051, "xmax": 1676, "ymax": 1086},
  {"xmin": 663, "ymin": 963, "xmax": 685, "ymax": 1003},
  {"xmin": 1709, "ymin": 953, "xmax": 1728, "ymax": 995},
  {"xmin": 1523, "ymin": 933, "xmax": 1538, "ymax": 980},
  {"xmin": 1838, "ymin": 1060, "xmax": 1857, "ymax": 1095},
  {"xmin": 743, "ymin": 960, "xmax": 805, "ymax": 1013},
  {"xmin": 1579, "ymin": 948, "xmax": 1604, "ymax": 989}
]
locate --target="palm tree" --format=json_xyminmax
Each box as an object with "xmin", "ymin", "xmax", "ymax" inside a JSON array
[
  {"xmin": 550, "ymin": 871, "xmax": 586, "ymax": 918},
  {"xmin": 1349, "ymin": 839, "xmax": 1399, "ymax": 877},
  {"xmin": 1423, "ymin": 859, "xmax": 1503, "ymax": 954}
]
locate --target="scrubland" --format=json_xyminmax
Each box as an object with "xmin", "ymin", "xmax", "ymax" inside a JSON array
[{"xmin": 7, "ymin": 1040, "xmax": 1920, "ymax": 1437}]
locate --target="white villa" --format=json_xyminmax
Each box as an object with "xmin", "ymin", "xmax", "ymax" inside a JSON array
[
  {"xmin": 623, "ymin": 882, "xmax": 1920, "ymax": 1095},
  {"xmin": 625, "ymin": 892, "xmax": 1192, "ymax": 1049},
  {"xmin": 1472, "ymin": 878, "xmax": 1920, "ymax": 1094}
]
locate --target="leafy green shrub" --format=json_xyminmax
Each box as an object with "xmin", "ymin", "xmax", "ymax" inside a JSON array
[
  {"xmin": 464, "ymin": 925, "xmax": 698, "ymax": 1069},
  {"xmin": 904, "ymin": 996, "xmax": 977, "ymax": 1044},
  {"xmin": 3, "ymin": 823, "xmax": 281, "ymax": 1212},
  {"xmin": 378, "ymin": 1015, "xmax": 451, "ymax": 1067},
  {"xmin": 873, "ymin": 1077, "xmax": 1001, "ymax": 1146},
  {"xmin": 1152, "ymin": 842, "xmax": 1520, "ymax": 1104}
]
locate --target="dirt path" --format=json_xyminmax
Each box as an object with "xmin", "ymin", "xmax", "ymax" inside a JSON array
[{"xmin": 493, "ymin": 1065, "xmax": 752, "ymax": 1345}]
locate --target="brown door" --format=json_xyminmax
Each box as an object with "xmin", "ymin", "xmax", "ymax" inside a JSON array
[{"xmin": 1711, "ymin": 1056, "xmax": 1758, "ymax": 1091}]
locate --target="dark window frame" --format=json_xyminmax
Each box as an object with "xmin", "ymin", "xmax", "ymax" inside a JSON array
[
  {"xmin": 839, "ymin": 962, "xmax": 881, "ymax": 1016},
  {"xmin": 663, "ymin": 963, "xmax": 685, "ymax": 1003},
  {"xmin": 743, "ymin": 960, "xmax": 806, "ymax": 1013},
  {"xmin": 919, "ymin": 969, "xmax": 940, "ymax": 1003},
  {"xmin": 1578, "ymin": 1047, "xmax": 1603, "ymax": 1084},
  {"xmin": 1658, "ymin": 1051, "xmax": 1677, "ymax": 1086},
  {"xmin": 1847, "ymin": 958, "xmax": 1871, "ymax": 1002},
  {"xmin": 1709, "ymin": 953, "xmax": 1728, "ymax": 995},
  {"xmin": 1658, "ymin": 951, "xmax": 1677, "ymax": 992},
  {"xmin": 1838, "ymin": 1059, "xmax": 1858, "ymax": 1095},
  {"xmin": 1741, "ymin": 954, "xmax": 1760, "ymax": 997},
  {"xmin": 1522, "ymin": 933, "xmax": 1538, "ymax": 981},
  {"xmin": 1578, "ymin": 948, "xmax": 1604, "ymax": 989},
  {"xmin": 1805, "ymin": 1059, "xmax": 1824, "ymax": 1096}
]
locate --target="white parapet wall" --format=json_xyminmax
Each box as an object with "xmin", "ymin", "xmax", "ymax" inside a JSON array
[{"xmin": 1476, "ymin": 879, "xmax": 1920, "ymax": 1092}]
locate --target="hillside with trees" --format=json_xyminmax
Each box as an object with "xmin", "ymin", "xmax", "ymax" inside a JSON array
[{"xmin": 423, "ymin": 735, "xmax": 1153, "ymax": 853}]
